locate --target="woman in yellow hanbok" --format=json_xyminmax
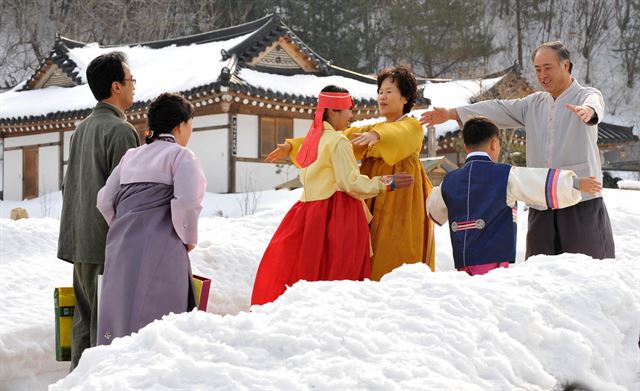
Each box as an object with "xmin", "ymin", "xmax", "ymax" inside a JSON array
[{"xmin": 267, "ymin": 66, "xmax": 435, "ymax": 281}]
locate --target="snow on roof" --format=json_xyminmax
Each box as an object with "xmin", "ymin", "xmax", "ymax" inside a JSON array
[
  {"xmin": 237, "ymin": 68, "xmax": 377, "ymax": 101},
  {"xmin": 420, "ymin": 76, "xmax": 504, "ymax": 135},
  {"xmin": 423, "ymin": 77, "xmax": 503, "ymax": 107},
  {"xmin": 0, "ymin": 31, "xmax": 255, "ymax": 119}
]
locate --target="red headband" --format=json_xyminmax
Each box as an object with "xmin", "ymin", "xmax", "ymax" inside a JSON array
[{"xmin": 297, "ymin": 92, "xmax": 354, "ymax": 168}]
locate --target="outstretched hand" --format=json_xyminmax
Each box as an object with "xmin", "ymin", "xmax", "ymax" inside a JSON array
[
  {"xmin": 420, "ymin": 107, "xmax": 454, "ymax": 126},
  {"xmin": 265, "ymin": 142, "xmax": 292, "ymax": 162},
  {"xmin": 351, "ymin": 131, "xmax": 380, "ymax": 147},
  {"xmin": 392, "ymin": 172, "xmax": 414, "ymax": 189},
  {"xmin": 565, "ymin": 104, "xmax": 595, "ymax": 124},
  {"xmin": 578, "ymin": 176, "xmax": 602, "ymax": 194}
]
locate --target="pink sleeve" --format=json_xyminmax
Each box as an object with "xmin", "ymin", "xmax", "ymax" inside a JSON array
[
  {"xmin": 171, "ymin": 149, "xmax": 207, "ymax": 245},
  {"xmin": 96, "ymin": 162, "xmax": 123, "ymax": 226}
]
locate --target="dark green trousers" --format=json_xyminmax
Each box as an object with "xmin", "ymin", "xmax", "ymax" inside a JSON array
[{"xmin": 70, "ymin": 262, "xmax": 103, "ymax": 370}]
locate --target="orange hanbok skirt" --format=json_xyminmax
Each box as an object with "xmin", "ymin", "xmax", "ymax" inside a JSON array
[{"xmin": 251, "ymin": 191, "xmax": 371, "ymax": 306}]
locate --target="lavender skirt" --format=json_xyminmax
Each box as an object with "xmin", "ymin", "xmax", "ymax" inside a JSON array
[{"xmin": 97, "ymin": 183, "xmax": 196, "ymax": 345}]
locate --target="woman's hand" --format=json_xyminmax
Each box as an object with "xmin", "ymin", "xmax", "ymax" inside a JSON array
[
  {"xmin": 265, "ymin": 142, "xmax": 292, "ymax": 162},
  {"xmin": 351, "ymin": 131, "xmax": 380, "ymax": 147},
  {"xmin": 186, "ymin": 243, "xmax": 196, "ymax": 252}
]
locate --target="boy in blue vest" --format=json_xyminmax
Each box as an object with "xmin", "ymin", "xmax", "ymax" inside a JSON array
[{"xmin": 427, "ymin": 117, "xmax": 602, "ymax": 275}]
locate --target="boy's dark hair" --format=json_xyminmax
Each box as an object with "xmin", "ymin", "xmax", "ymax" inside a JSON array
[
  {"xmin": 320, "ymin": 85, "xmax": 350, "ymax": 121},
  {"xmin": 462, "ymin": 116, "xmax": 499, "ymax": 148},
  {"xmin": 377, "ymin": 65, "xmax": 417, "ymax": 114},
  {"xmin": 146, "ymin": 93, "xmax": 194, "ymax": 144},
  {"xmin": 86, "ymin": 51, "xmax": 128, "ymax": 101}
]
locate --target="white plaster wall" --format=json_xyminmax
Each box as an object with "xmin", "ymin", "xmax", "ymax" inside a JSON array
[
  {"xmin": 293, "ymin": 118, "xmax": 312, "ymax": 138},
  {"xmin": 188, "ymin": 129, "xmax": 228, "ymax": 193},
  {"xmin": 236, "ymin": 114, "xmax": 258, "ymax": 159},
  {"xmin": 38, "ymin": 146, "xmax": 59, "ymax": 195},
  {"xmin": 63, "ymin": 131, "xmax": 73, "ymax": 161},
  {"xmin": 0, "ymin": 139, "xmax": 3, "ymax": 192},
  {"xmin": 193, "ymin": 114, "xmax": 228, "ymax": 129},
  {"xmin": 235, "ymin": 161, "xmax": 299, "ymax": 192},
  {"xmin": 4, "ymin": 150, "xmax": 22, "ymax": 200},
  {"xmin": 3, "ymin": 133, "xmax": 58, "ymax": 148}
]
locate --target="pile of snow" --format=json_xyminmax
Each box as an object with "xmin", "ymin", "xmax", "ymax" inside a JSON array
[
  {"xmin": 52, "ymin": 257, "xmax": 639, "ymax": 391},
  {"xmin": 617, "ymin": 179, "xmax": 640, "ymax": 190},
  {"xmin": 0, "ymin": 189, "xmax": 638, "ymax": 390}
]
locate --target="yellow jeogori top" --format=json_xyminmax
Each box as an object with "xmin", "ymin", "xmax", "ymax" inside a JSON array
[{"xmin": 298, "ymin": 121, "xmax": 384, "ymax": 204}]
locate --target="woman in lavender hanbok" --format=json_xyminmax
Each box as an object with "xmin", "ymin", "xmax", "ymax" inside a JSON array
[{"xmin": 96, "ymin": 93, "xmax": 206, "ymax": 345}]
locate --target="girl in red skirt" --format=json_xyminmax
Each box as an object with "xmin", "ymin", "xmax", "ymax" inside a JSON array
[{"xmin": 251, "ymin": 86, "xmax": 414, "ymax": 305}]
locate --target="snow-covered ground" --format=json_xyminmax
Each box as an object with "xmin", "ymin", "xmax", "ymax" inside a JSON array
[{"xmin": 0, "ymin": 189, "xmax": 638, "ymax": 390}]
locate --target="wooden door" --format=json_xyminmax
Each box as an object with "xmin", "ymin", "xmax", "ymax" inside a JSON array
[{"xmin": 22, "ymin": 147, "xmax": 38, "ymax": 199}]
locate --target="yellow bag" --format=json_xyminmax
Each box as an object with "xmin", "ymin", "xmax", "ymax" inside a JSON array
[
  {"xmin": 53, "ymin": 287, "xmax": 74, "ymax": 361},
  {"xmin": 54, "ymin": 275, "xmax": 211, "ymax": 361}
]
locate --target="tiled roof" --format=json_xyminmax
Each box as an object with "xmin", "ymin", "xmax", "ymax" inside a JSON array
[
  {"xmin": 1, "ymin": 13, "xmax": 386, "ymax": 131},
  {"xmin": 598, "ymin": 122, "xmax": 637, "ymax": 144}
]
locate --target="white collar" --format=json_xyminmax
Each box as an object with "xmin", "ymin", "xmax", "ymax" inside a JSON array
[{"xmin": 466, "ymin": 151, "xmax": 492, "ymax": 160}]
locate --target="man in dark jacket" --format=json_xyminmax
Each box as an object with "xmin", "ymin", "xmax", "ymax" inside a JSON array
[{"xmin": 57, "ymin": 51, "xmax": 139, "ymax": 369}]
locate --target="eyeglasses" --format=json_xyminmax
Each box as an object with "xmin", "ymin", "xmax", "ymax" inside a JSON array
[{"xmin": 120, "ymin": 78, "xmax": 136, "ymax": 85}]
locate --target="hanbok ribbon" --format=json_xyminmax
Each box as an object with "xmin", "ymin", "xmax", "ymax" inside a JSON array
[{"xmin": 297, "ymin": 92, "xmax": 354, "ymax": 168}]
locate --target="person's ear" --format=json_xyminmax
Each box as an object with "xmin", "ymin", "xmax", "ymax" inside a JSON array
[
  {"xmin": 111, "ymin": 81, "xmax": 121, "ymax": 96},
  {"xmin": 490, "ymin": 137, "xmax": 499, "ymax": 151},
  {"xmin": 463, "ymin": 144, "xmax": 470, "ymax": 154}
]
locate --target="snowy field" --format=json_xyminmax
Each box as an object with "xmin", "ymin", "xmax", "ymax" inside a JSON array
[{"xmin": 0, "ymin": 188, "xmax": 638, "ymax": 390}]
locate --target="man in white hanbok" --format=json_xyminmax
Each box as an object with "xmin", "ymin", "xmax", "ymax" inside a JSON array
[{"xmin": 421, "ymin": 41, "xmax": 615, "ymax": 260}]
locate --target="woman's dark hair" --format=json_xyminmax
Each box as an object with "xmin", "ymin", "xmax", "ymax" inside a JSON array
[
  {"xmin": 86, "ymin": 51, "xmax": 127, "ymax": 101},
  {"xmin": 146, "ymin": 93, "xmax": 194, "ymax": 144},
  {"xmin": 376, "ymin": 66, "xmax": 417, "ymax": 114},
  {"xmin": 320, "ymin": 85, "xmax": 349, "ymax": 122},
  {"xmin": 462, "ymin": 116, "xmax": 499, "ymax": 148}
]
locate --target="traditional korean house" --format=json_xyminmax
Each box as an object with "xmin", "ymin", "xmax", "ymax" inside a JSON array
[
  {"xmin": 0, "ymin": 14, "xmax": 432, "ymax": 200},
  {"xmin": 421, "ymin": 65, "xmax": 533, "ymax": 165}
]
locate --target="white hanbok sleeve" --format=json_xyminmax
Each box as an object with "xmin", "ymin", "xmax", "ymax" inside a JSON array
[
  {"xmin": 456, "ymin": 97, "xmax": 529, "ymax": 129},
  {"xmin": 582, "ymin": 87, "xmax": 605, "ymax": 124},
  {"xmin": 96, "ymin": 162, "xmax": 122, "ymax": 226},
  {"xmin": 171, "ymin": 149, "xmax": 207, "ymax": 245},
  {"xmin": 426, "ymin": 186, "xmax": 448, "ymax": 226},
  {"xmin": 506, "ymin": 167, "xmax": 582, "ymax": 210}
]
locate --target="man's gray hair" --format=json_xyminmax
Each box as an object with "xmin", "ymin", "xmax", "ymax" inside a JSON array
[{"xmin": 532, "ymin": 41, "xmax": 573, "ymax": 73}]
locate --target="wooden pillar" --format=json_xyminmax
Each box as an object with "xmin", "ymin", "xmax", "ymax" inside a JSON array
[
  {"xmin": 228, "ymin": 112, "xmax": 237, "ymax": 193},
  {"xmin": 59, "ymin": 131, "xmax": 64, "ymax": 190},
  {"xmin": 427, "ymin": 125, "xmax": 437, "ymax": 157}
]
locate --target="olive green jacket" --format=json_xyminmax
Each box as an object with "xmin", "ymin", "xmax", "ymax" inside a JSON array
[{"xmin": 57, "ymin": 102, "xmax": 139, "ymax": 264}]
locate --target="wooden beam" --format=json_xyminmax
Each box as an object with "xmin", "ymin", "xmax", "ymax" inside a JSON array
[{"xmin": 3, "ymin": 141, "xmax": 61, "ymax": 152}]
